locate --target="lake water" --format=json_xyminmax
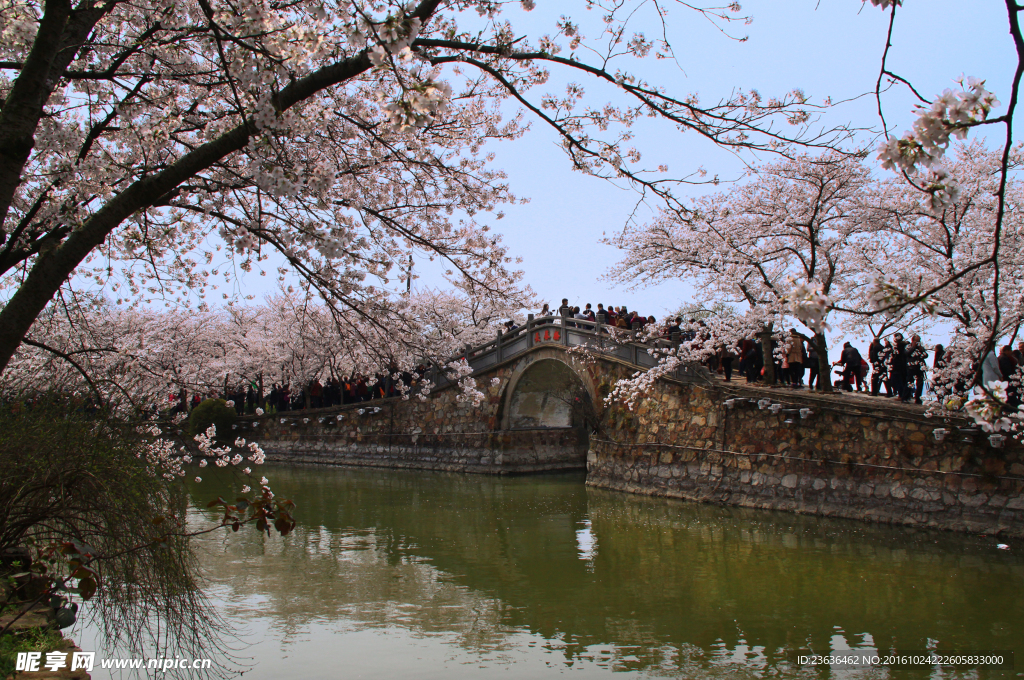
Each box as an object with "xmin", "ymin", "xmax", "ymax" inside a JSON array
[{"xmin": 81, "ymin": 464, "xmax": 1022, "ymax": 679}]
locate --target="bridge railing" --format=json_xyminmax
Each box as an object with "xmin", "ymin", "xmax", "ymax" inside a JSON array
[{"xmin": 427, "ymin": 314, "xmax": 709, "ymax": 389}]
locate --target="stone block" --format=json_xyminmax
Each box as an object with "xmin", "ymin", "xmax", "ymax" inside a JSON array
[
  {"xmin": 958, "ymin": 493, "xmax": 989, "ymax": 507},
  {"xmin": 812, "ymin": 478, "xmax": 827, "ymax": 491},
  {"xmin": 890, "ymin": 484, "xmax": 906, "ymax": 499},
  {"xmin": 781, "ymin": 474, "xmax": 799, "ymax": 489},
  {"xmin": 1006, "ymin": 496, "xmax": 1024, "ymax": 510},
  {"xmin": 988, "ymin": 495, "xmax": 1008, "ymax": 508},
  {"xmin": 910, "ymin": 488, "xmax": 940, "ymax": 502}
]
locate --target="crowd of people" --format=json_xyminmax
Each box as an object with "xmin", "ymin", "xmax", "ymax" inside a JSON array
[
  {"xmin": 727, "ymin": 330, "xmax": 1023, "ymax": 406},
  {"xmin": 533, "ymin": 300, "xmax": 1024, "ymax": 405},
  {"xmin": 536, "ymin": 299, "xmax": 672, "ymax": 332},
  {"xmin": 168, "ymin": 366, "xmax": 430, "ymax": 417},
  {"xmin": 161, "ymin": 300, "xmax": 1024, "ymax": 416}
]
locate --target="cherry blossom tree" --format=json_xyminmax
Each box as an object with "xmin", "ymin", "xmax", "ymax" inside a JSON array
[
  {"xmin": 0, "ymin": 284, "xmax": 535, "ymax": 409},
  {"xmin": 0, "ymin": 0, "xmax": 838, "ymax": 387},
  {"xmin": 866, "ymin": 0, "xmax": 1021, "ymax": 359},
  {"xmin": 859, "ymin": 0, "xmax": 1024, "ymax": 432},
  {"xmin": 605, "ymin": 152, "xmax": 874, "ymax": 391}
]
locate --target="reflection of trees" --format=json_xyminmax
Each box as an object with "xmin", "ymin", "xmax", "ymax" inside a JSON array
[{"xmin": 190, "ymin": 467, "xmax": 1024, "ymax": 676}]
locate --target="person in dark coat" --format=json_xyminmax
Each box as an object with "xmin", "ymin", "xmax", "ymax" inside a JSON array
[
  {"xmin": 906, "ymin": 334, "xmax": 929, "ymax": 404},
  {"xmin": 833, "ymin": 342, "xmax": 863, "ymax": 392},
  {"xmin": 890, "ymin": 334, "xmax": 909, "ymax": 402},
  {"xmin": 807, "ymin": 343, "xmax": 821, "ymax": 390},
  {"xmin": 869, "ymin": 337, "xmax": 886, "ymax": 396}
]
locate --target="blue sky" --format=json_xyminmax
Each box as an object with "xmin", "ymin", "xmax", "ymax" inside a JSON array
[{"xmin": 472, "ymin": 0, "xmax": 1016, "ymax": 322}]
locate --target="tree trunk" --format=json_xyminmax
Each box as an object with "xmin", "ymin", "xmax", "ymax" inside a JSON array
[
  {"xmin": 815, "ymin": 332, "xmax": 832, "ymax": 393},
  {"xmin": 758, "ymin": 323, "xmax": 776, "ymax": 385}
]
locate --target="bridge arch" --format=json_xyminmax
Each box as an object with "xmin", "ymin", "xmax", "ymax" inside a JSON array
[{"xmin": 498, "ymin": 350, "xmax": 597, "ymax": 431}]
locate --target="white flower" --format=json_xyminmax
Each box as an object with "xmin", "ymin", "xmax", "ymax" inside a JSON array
[
  {"xmin": 255, "ymin": 407, "xmax": 264, "ymax": 416},
  {"xmin": 243, "ymin": 467, "xmax": 251, "ymax": 474},
  {"xmin": 490, "ymin": 377, "xmax": 500, "ymax": 387},
  {"xmin": 241, "ymin": 485, "xmax": 251, "ymax": 493},
  {"xmin": 195, "ymin": 476, "xmax": 202, "ymax": 483},
  {"xmin": 786, "ymin": 280, "xmax": 830, "ymax": 333},
  {"xmin": 261, "ymin": 476, "xmax": 269, "ymax": 485},
  {"xmin": 368, "ymin": 44, "xmax": 387, "ymax": 67},
  {"xmin": 225, "ymin": 400, "xmax": 235, "ymax": 407},
  {"xmin": 199, "ymin": 459, "xmax": 208, "ymax": 468}
]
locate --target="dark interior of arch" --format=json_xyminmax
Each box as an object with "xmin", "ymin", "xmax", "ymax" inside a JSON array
[{"xmin": 508, "ymin": 359, "xmax": 592, "ymax": 429}]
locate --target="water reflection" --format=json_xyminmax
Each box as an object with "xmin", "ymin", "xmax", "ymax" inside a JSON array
[{"xmin": 179, "ymin": 466, "xmax": 1023, "ymax": 678}]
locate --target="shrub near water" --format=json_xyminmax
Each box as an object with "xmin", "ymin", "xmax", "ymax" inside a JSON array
[
  {"xmin": 0, "ymin": 398, "xmax": 226, "ymax": 677},
  {"xmin": 188, "ymin": 399, "xmax": 237, "ymax": 439}
]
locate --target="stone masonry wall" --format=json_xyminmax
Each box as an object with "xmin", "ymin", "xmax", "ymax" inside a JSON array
[
  {"xmin": 244, "ymin": 361, "xmax": 589, "ymax": 474},
  {"xmin": 242, "ymin": 343, "xmax": 1024, "ymax": 537},
  {"xmin": 587, "ymin": 377, "xmax": 1024, "ymax": 538}
]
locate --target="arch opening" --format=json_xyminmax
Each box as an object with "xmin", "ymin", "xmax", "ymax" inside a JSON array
[{"xmin": 506, "ymin": 359, "xmax": 594, "ymax": 430}]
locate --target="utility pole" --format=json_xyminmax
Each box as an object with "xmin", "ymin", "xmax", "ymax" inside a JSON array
[{"xmin": 406, "ymin": 254, "xmax": 413, "ymax": 295}]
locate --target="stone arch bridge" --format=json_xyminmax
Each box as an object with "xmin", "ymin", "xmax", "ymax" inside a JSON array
[
  {"xmin": 254, "ymin": 315, "xmax": 693, "ymax": 474},
  {"xmin": 249, "ymin": 315, "xmax": 1024, "ymax": 538}
]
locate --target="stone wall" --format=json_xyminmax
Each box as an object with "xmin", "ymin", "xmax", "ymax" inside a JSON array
[
  {"xmin": 245, "ymin": 344, "xmax": 1024, "ymax": 537},
  {"xmin": 246, "ymin": 358, "xmax": 589, "ymax": 474},
  {"xmin": 586, "ymin": 377, "xmax": 1024, "ymax": 538}
]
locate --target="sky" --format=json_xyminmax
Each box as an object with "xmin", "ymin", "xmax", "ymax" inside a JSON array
[
  {"xmin": 105, "ymin": 1, "xmax": 1018, "ymax": 349},
  {"xmin": 462, "ymin": 0, "xmax": 1017, "ymax": 325}
]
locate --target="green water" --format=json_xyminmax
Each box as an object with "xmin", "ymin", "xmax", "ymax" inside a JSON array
[{"xmin": 91, "ymin": 465, "xmax": 1023, "ymax": 679}]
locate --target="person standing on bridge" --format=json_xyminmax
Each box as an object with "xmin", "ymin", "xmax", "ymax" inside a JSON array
[
  {"xmin": 786, "ymin": 329, "xmax": 805, "ymax": 387},
  {"xmin": 890, "ymin": 334, "xmax": 909, "ymax": 401},
  {"xmin": 558, "ymin": 299, "xmax": 572, "ymax": 321},
  {"xmin": 906, "ymin": 335, "xmax": 928, "ymax": 404}
]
